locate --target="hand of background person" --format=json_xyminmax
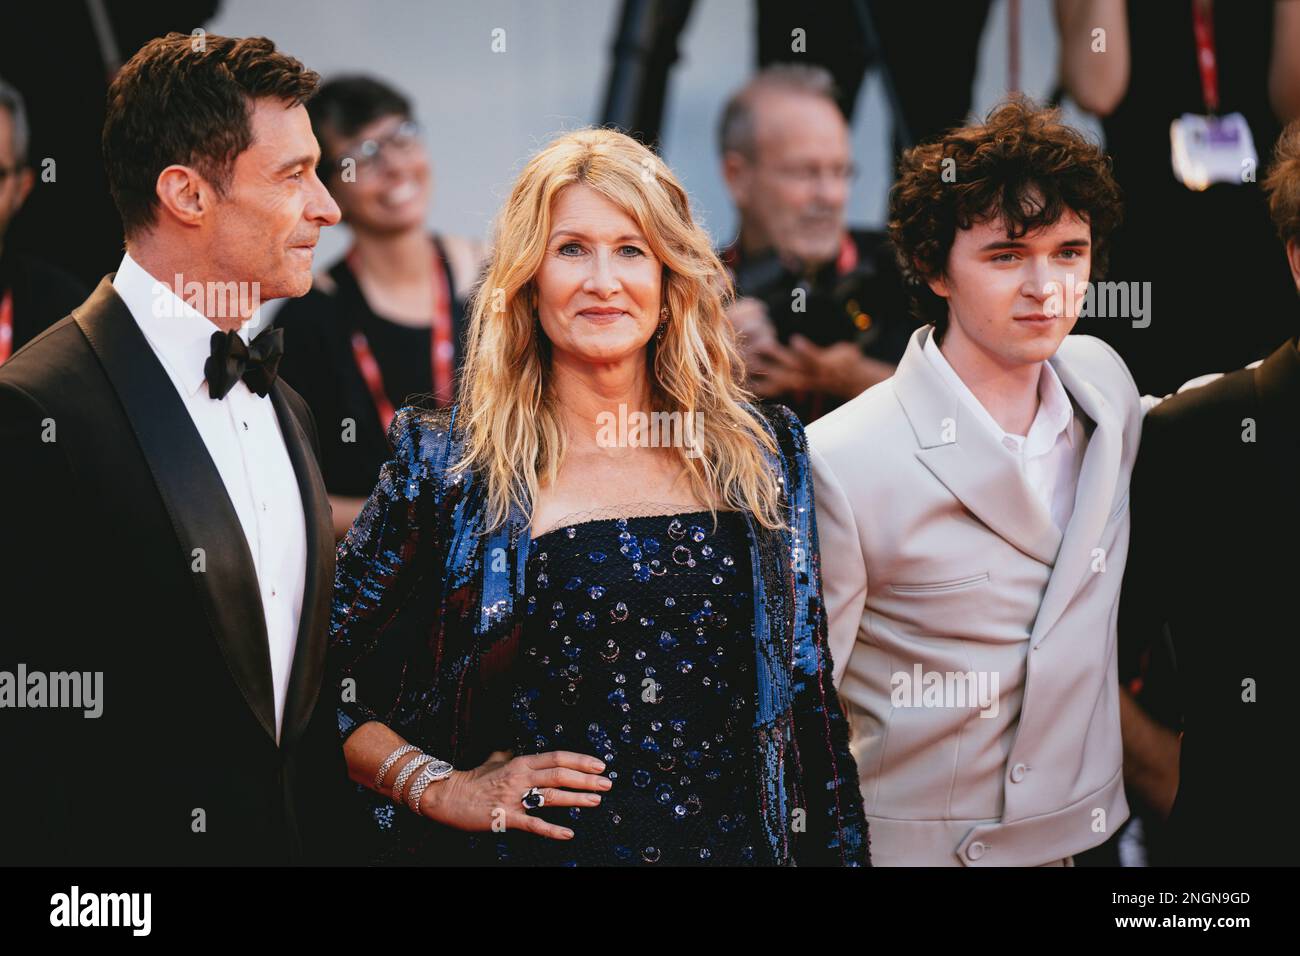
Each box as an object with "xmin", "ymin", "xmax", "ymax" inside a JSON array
[
  {"xmin": 726, "ymin": 296, "xmax": 790, "ymax": 396},
  {"xmin": 788, "ymin": 334, "xmax": 896, "ymax": 399}
]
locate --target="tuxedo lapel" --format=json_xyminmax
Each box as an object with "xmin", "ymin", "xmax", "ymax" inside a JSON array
[
  {"xmin": 73, "ymin": 277, "xmax": 278, "ymax": 742},
  {"xmin": 1028, "ymin": 353, "xmax": 1123, "ymax": 646},
  {"xmin": 894, "ymin": 328, "xmax": 1063, "ymax": 566},
  {"xmin": 271, "ymin": 381, "xmax": 333, "ymax": 747}
]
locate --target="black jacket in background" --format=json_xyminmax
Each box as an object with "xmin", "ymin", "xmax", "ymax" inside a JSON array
[
  {"xmin": 1118, "ymin": 337, "xmax": 1300, "ymax": 866},
  {"xmin": 0, "ymin": 246, "xmax": 88, "ymax": 355}
]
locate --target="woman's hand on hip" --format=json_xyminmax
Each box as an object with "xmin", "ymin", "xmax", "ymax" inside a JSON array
[{"xmin": 420, "ymin": 750, "xmax": 611, "ymax": 839}]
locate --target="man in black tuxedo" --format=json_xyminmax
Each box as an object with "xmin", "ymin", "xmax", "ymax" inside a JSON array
[
  {"xmin": 1117, "ymin": 122, "xmax": 1300, "ymax": 866},
  {"xmin": 0, "ymin": 34, "xmax": 357, "ymax": 864}
]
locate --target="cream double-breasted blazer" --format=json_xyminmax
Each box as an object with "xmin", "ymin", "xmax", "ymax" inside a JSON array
[{"xmin": 807, "ymin": 326, "xmax": 1142, "ymax": 866}]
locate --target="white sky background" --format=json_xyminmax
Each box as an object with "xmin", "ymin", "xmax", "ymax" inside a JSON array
[{"xmin": 207, "ymin": 0, "xmax": 1102, "ymax": 272}]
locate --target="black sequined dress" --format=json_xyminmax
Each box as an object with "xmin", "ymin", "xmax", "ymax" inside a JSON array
[{"xmin": 472, "ymin": 509, "xmax": 762, "ymax": 865}]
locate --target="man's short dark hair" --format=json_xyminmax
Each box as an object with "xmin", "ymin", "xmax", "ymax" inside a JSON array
[
  {"xmin": 888, "ymin": 96, "xmax": 1123, "ymax": 341},
  {"xmin": 1264, "ymin": 119, "xmax": 1300, "ymax": 249},
  {"xmin": 103, "ymin": 33, "xmax": 319, "ymax": 237},
  {"xmin": 307, "ymin": 75, "xmax": 412, "ymax": 180}
]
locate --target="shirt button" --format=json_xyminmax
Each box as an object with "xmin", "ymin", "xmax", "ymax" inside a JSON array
[
  {"xmin": 261, "ymin": 502, "xmax": 269, "ymax": 512},
  {"xmin": 966, "ymin": 841, "xmax": 986, "ymax": 861},
  {"xmin": 242, "ymin": 421, "xmax": 249, "ymax": 431},
  {"xmin": 1010, "ymin": 763, "xmax": 1027, "ymax": 783},
  {"xmin": 1002, "ymin": 436, "xmax": 1018, "ymax": 451}
]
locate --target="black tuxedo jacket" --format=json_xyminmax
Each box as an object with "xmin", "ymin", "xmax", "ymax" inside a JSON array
[
  {"xmin": 1119, "ymin": 337, "xmax": 1300, "ymax": 866},
  {"xmin": 0, "ymin": 277, "xmax": 361, "ymax": 865}
]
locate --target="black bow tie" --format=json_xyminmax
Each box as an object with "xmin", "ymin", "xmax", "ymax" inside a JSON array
[{"xmin": 205, "ymin": 326, "xmax": 284, "ymax": 399}]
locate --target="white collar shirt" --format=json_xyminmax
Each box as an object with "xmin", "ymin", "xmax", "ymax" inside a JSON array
[
  {"xmin": 113, "ymin": 252, "xmax": 306, "ymax": 742},
  {"xmin": 924, "ymin": 330, "xmax": 1087, "ymax": 532}
]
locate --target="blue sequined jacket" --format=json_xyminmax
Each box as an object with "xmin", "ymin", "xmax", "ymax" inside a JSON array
[{"xmin": 329, "ymin": 402, "xmax": 869, "ymax": 866}]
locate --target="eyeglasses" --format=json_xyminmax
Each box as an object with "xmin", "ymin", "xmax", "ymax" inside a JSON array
[
  {"xmin": 767, "ymin": 161, "xmax": 859, "ymax": 187},
  {"xmin": 331, "ymin": 120, "xmax": 423, "ymax": 178}
]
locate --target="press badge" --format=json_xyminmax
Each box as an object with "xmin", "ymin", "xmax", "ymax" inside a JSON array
[{"xmin": 1169, "ymin": 112, "xmax": 1256, "ymax": 191}]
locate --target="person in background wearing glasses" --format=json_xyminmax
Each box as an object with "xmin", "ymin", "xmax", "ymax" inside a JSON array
[
  {"xmin": 275, "ymin": 76, "xmax": 488, "ymax": 538},
  {"xmin": 0, "ymin": 76, "xmax": 86, "ymax": 366},
  {"xmin": 717, "ymin": 64, "xmax": 913, "ymax": 425}
]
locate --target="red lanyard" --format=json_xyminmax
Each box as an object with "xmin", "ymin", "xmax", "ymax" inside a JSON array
[
  {"xmin": 0, "ymin": 288, "xmax": 13, "ymax": 365},
  {"xmin": 835, "ymin": 232, "xmax": 858, "ymax": 275},
  {"xmin": 346, "ymin": 241, "xmax": 455, "ymax": 432},
  {"xmin": 1192, "ymin": 0, "xmax": 1220, "ymax": 114}
]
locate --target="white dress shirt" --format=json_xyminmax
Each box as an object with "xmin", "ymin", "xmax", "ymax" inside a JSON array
[
  {"xmin": 923, "ymin": 331, "xmax": 1087, "ymax": 532},
  {"xmin": 113, "ymin": 252, "xmax": 306, "ymax": 741}
]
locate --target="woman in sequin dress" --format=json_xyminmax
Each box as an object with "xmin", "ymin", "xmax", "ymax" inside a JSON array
[{"xmin": 328, "ymin": 128, "xmax": 868, "ymax": 866}]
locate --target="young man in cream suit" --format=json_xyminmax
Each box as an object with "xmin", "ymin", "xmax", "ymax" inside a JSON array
[{"xmin": 807, "ymin": 99, "xmax": 1143, "ymax": 866}]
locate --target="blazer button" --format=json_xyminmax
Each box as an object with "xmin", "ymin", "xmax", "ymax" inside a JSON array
[
  {"xmin": 1010, "ymin": 763, "xmax": 1027, "ymax": 783},
  {"xmin": 966, "ymin": 841, "xmax": 986, "ymax": 861}
]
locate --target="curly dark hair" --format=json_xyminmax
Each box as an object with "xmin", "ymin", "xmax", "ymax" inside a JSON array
[
  {"xmin": 104, "ymin": 33, "xmax": 319, "ymax": 237},
  {"xmin": 887, "ymin": 96, "xmax": 1123, "ymax": 341}
]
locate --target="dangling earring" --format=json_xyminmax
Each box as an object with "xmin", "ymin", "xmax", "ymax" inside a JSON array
[{"xmin": 655, "ymin": 305, "xmax": 669, "ymax": 343}]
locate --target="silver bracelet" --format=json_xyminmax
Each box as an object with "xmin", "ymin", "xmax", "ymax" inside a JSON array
[
  {"xmin": 374, "ymin": 744, "xmax": 421, "ymax": 790},
  {"xmin": 407, "ymin": 758, "xmax": 455, "ymax": 815},
  {"xmin": 391, "ymin": 753, "xmax": 435, "ymax": 804}
]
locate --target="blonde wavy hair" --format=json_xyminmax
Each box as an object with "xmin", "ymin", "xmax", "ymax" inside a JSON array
[{"xmin": 452, "ymin": 127, "xmax": 784, "ymax": 532}]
